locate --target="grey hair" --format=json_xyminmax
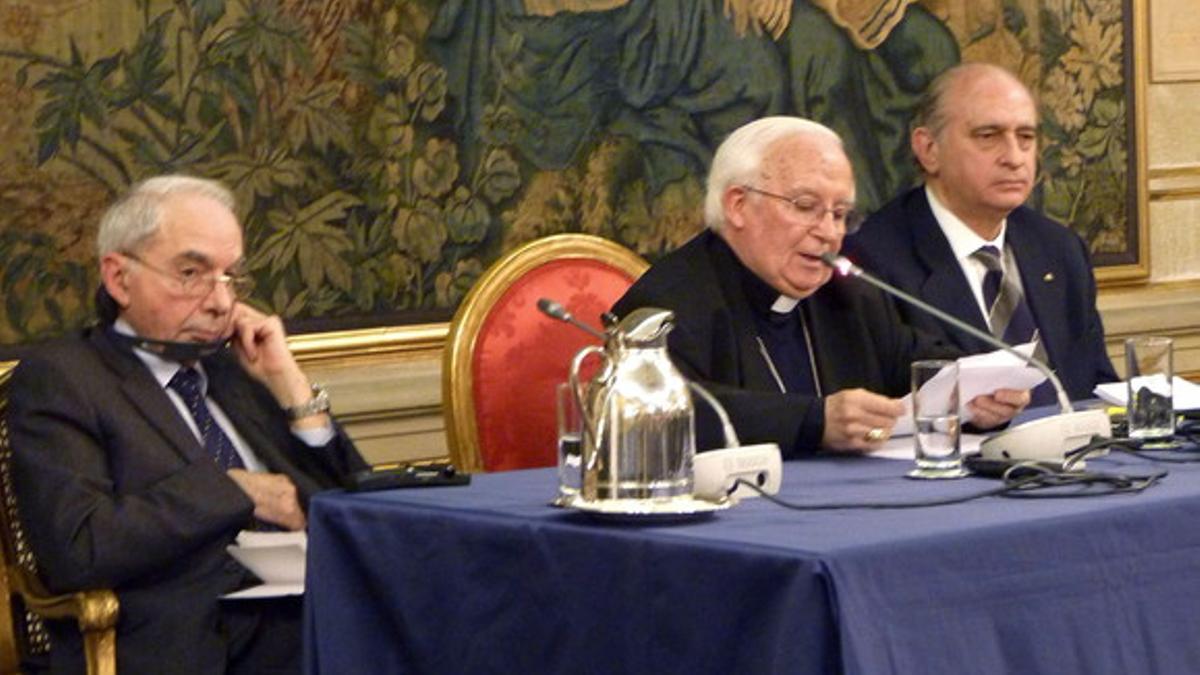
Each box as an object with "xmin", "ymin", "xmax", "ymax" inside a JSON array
[
  {"xmin": 704, "ymin": 116, "xmax": 843, "ymax": 231},
  {"xmin": 96, "ymin": 175, "xmax": 237, "ymax": 257}
]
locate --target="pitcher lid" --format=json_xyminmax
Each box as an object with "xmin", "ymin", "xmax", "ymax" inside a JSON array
[{"xmin": 616, "ymin": 307, "xmax": 674, "ymax": 344}]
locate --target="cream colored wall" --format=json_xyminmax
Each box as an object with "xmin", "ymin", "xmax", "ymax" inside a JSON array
[
  {"xmin": 1145, "ymin": 81, "xmax": 1200, "ymax": 283},
  {"xmin": 1101, "ymin": 27, "xmax": 1200, "ymax": 380},
  {"xmin": 316, "ymin": 6, "xmax": 1200, "ymax": 466}
]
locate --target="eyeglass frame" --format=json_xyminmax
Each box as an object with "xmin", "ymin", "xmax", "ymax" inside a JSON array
[
  {"xmin": 740, "ymin": 185, "xmax": 864, "ymax": 234},
  {"xmin": 121, "ymin": 251, "xmax": 255, "ymax": 299}
]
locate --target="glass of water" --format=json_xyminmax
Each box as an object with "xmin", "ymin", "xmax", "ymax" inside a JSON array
[
  {"xmin": 910, "ymin": 359, "xmax": 967, "ymax": 479},
  {"xmin": 555, "ymin": 382, "xmax": 584, "ymax": 504},
  {"xmin": 1125, "ymin": 336, "xmax": 1174, "ymax": 443}
]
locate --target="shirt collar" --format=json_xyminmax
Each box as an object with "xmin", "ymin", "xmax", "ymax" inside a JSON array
[
  {"xmin": 925, "ymin": 185, "xmax": 1007, "ymax": 263},
  {"xmin": 114, "ymin": 318, "xmax": 207, "ymax": 392}
]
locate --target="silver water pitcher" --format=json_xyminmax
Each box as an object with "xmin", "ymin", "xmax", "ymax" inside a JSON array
[{"xmin": 570, "ymin": 308, "xmax": 695, "ymax": 502}]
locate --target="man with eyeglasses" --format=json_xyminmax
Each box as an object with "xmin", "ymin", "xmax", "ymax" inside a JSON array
[
  {"xmin": 843, "ymin": 64, "xmax": 1116, "ymax": 402},
  {"xmin": 613, "ymin": 116, "xmax": 1028, "ymax": 456},
  {"xmin": 9, "ymin": 175, "xmax": 367, "ymax": 674}
]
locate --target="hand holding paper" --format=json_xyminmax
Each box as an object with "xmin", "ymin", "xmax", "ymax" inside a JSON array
[{"xmin": 894, "ymin": 343, "xmax": 1046, "ymax": 436}]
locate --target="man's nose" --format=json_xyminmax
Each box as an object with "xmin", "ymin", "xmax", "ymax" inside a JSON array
[
  {"xmin": 811, "ymin": 209, "xmax": 843, "ymax": 240},
  {"xmin": 999, "ymin": 133, "xmax": 1026, "ymax": 166},
  {"xmin": 203, "ymin": 278, "xmax": 237, "ymax": 313}
]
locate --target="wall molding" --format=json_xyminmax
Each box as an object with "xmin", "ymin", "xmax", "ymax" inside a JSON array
[{"xmin": 1148, "ymin": 164, "xmax": 1200, "ymax": 200}]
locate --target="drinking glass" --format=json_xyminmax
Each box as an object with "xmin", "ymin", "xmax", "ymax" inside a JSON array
[
  {"xmin": 910, "ymin": 359, "xmax": 967, "ymax": 479},
  {"xmin": 555, "ymin": 382, "xmax": 584, "ymax": 503},
  {"xmin": 1125, "ymin": 336, "xmax": 1174, "ymax": 442}
]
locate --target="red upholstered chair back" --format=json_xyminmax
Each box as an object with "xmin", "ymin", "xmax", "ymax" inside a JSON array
[{"xmin": 443, "ymin": 235, "xmax": 649, "ymax": 473}]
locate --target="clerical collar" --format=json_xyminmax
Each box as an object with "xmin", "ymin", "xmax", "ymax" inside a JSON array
[
  {"xmin": 718, "ymin": 237, "xmax": 802, "ymax": 319},
  {"xmin": 771, "ymin": 295, "xmax": 799, "ymax": 313}
]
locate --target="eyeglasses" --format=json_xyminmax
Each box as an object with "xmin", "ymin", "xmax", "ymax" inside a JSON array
[
  {"xmin": 123, "ymin": 252, "xmax": 255, "ymax": 299},
  {"xmin": 741, "ymin": 185, "xmax": 863, "ymax": 234}
]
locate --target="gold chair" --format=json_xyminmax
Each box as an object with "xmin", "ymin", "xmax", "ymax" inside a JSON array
[
  {"xmin": 443, "ymin": 234, "xmax": 649, "ymax": 473},
  {"xmin": 0, "ymin": 367, "xmax": 118, "ymax": 675}
]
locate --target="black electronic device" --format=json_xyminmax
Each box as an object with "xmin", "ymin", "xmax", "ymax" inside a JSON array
[
  {"xmin": 963, "ymin": 454, "xmax": 1063, "ymax": 480},
  {"xmin": 348, "ymin": 463, "xmax": 470, "ymax": 492}
]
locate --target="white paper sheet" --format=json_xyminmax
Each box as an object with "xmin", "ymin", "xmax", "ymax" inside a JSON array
[
  {"xmin": 222, "ymin": 531, "xmax": 307, "ymax": 600},
  {"xmin": 892, "ymin": 344, "xmax": 1048, "ymax": 436},
  {"xmin": 1094, "ymin": 376, "xmax": 1200, "ymax": 411}
]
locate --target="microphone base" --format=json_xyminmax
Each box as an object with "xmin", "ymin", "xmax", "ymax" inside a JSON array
[
  {"xmin": 693, "ymin": 444, "xmax": 782, "ymax": 500},
  {"xmin": 979, "ymin": 409, "xmax": 1112, "ymax": 469}
]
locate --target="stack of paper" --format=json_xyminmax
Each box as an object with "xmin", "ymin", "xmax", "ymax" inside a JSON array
[
  {"xmin": 223, "ymin": 530, "xmax": 307, "ymax": 599},
  {"xmin": 1093, "ymin": 376, "xmax": 1200, "ymax": 410}
]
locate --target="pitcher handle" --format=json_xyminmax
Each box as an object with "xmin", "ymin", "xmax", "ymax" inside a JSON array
[{"xmin": 569, "ymin": 345, "xmax": 609, "ymax": 478}]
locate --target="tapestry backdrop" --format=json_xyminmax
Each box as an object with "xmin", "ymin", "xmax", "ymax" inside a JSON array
[{"xmin": 0, "ymin": 0, "xmax": 1133, "ymax": 350}]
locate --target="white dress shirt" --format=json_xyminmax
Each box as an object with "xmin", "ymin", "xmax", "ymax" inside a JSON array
[{"xmin": 924, "ymin": 186, "xmax": 1029, "ymax": 331}]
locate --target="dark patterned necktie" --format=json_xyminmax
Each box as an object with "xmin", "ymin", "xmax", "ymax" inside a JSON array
[
  {"xmin": 168, "ymin": 367, "xmax": 245, "ymax": 471},
  {"xmin": 972, "ymin": 246, "xmax": 1057, "ymax": 405},
  {"xmin": 972, "ymin": 245, "xmax": 1036, "ymax": 344}
]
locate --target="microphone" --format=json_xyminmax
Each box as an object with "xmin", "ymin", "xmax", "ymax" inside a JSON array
[
  {"xmin": 820, "ymin": 253, "xmax": 1111, "ymax": 467},
  {"xmin": 536, "ymin": 298, "xmax": 607, "ymax": 341}
]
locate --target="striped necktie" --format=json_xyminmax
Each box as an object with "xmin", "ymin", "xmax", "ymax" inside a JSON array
[
  {"xmin": 168, "ymin": 367, "xmax": 245, "ymax": 471},
  {"xmin": 972, "ymin": 245, "xmax": 1037, "ymax": 345},
  {"xmin": 972, "ymin": 246, "xmax": 1057, "ymax": 405}
]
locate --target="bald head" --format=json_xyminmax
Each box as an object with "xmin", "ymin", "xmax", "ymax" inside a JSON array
[{"xmin": 912, "ymin": 63, "xmax": 1034, "ymax": 141}]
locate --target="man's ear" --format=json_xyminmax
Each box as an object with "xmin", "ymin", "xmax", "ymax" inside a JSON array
[
  {"xmin": 100, "ymin": 253, "xmax": 132, "ymax": 309},
  {"xmin": 911, "ymin": 127, "xmax": 940, "ymax": 176},
  {"xmin": 721, "ymin": 185, "xmax": 749, "ymax": 231}
]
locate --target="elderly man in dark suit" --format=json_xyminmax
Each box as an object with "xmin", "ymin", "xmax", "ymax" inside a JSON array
[
  {"xmin": 9, "ymin": 176, "xmax": 367, "ymax": 674},
  {"xmin": 842, "ymin": 63, "xmax": 1116, "ymax": 402},
  {"xmin": 613, "ymin": 116, "xmax": 1028, "ymax": 457}
]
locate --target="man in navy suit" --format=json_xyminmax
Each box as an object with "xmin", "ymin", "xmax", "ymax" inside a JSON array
[
  {"xmin": 843, "ymin": 63, "xmax": 1116, "ymax": 402},
  {"xmin": 9, "ymin": 176, "xmax": 367, "ymax": 674}
]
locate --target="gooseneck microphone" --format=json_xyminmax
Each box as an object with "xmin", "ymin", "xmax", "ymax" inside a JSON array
[
  {"xmin": 821, "ymin": 253, "xmax": 1072, "ymax": 413},
  {"xmin": 820, "ymin": 253, "xmax": 1111, "ymax": 466},
  {"xmin": 536, "ymin": 298, "xmax": 607, "ymax": 341}
]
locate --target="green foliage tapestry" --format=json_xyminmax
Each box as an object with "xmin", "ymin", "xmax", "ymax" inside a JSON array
[{"xmin": 0, "ymin": 0, "xmax": 1133, "ymax": 349}]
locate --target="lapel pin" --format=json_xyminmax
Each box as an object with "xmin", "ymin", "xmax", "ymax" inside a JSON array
[{"xmin": 1043, "ymin": 272, "xmax": 1054, "ymax": 282}]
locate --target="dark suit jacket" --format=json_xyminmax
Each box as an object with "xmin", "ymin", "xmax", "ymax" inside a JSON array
[
  {"xmin": 8, "ymin": 326, "xmax": 367, "ymax": 675},
  {"xmin": 842, "ymin": 187, "xmax": 1116, "ymax": 401},
  {"xmin": 612, "ymin": 230, "xmax": 956, "ymax": 457}
]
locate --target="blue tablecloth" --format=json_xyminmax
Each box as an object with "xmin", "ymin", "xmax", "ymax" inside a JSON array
[{"xmin": 304, "ymin": 454, "xmax": 1200, "ymax": 674}]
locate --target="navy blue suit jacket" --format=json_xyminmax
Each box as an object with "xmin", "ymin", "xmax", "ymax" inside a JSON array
[{"xmin": 842, "ymin": 187, "xmax": 1116, "ymax": 401}]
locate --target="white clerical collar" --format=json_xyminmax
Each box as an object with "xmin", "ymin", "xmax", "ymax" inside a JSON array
[
  {"xmin": 925, "ymin": 185, "xmax": 1008, "ymax": 263},
  {"xmin": 771, "ymin": 295, "xmax": 800, "ymax": 314}
]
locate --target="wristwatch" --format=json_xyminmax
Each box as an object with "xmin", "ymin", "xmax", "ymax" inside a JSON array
[{"xmin": 285, "ymin": 384, "xmax": 331, "ymax": 420}]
